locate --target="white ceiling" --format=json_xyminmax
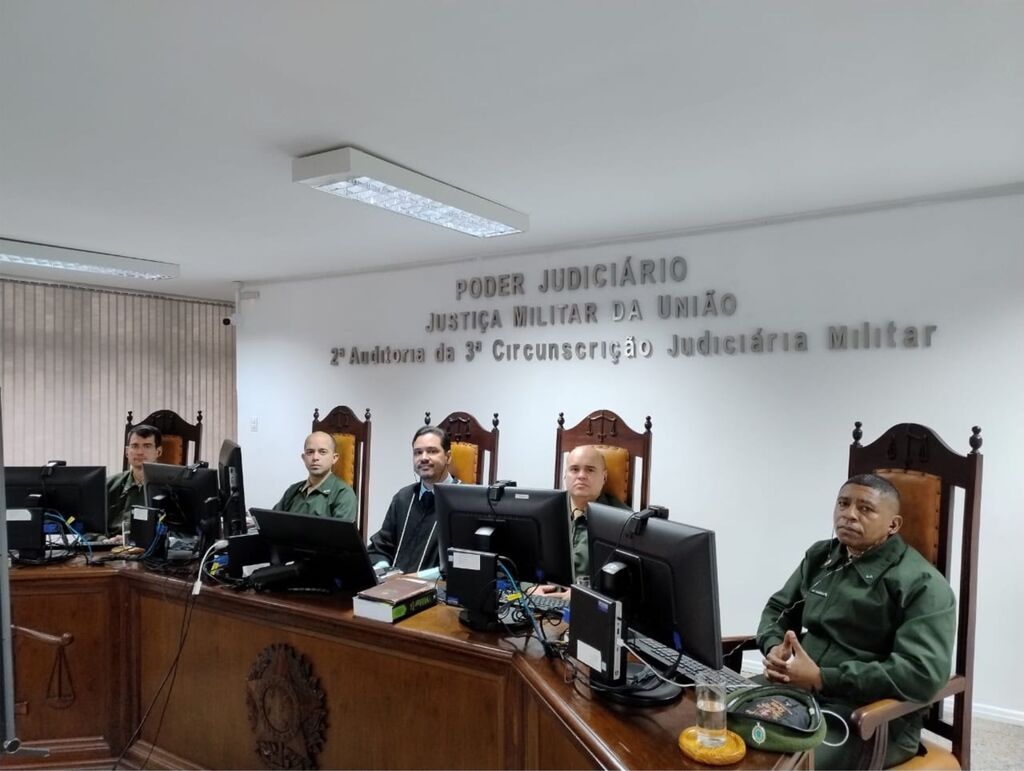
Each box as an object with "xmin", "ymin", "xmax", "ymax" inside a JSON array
[{"xmin": 2, "ymin": 1, "xmax": 1022, "ymax": 301}]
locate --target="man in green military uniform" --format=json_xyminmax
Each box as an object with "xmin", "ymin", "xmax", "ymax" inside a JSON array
[
  {"xmin": 757, "ymin": 473, "xmax": 955, "ymax": 769},
  {"xmin": 564, "ymin": 444, "xmax": 630, "ymax": 580},
  {"xmin": 107, "ymin": 424, "xmax": 163, "ymax": 535},
  {"xmin": 275, "ymin": 431, "xmax": 357, "ymax": 522},
  {"xmin": 536, "ymin": 445, "xmax": 629, "ymax": 598}
]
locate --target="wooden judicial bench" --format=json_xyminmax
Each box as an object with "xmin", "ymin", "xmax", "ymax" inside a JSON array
[{"xmin": 3, "ymin": 560, "xmax": 809, "ymax": 770}]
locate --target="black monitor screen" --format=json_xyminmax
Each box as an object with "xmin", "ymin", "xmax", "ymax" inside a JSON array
[
  {"xmin": 143, "ymin": 462, "xmax": 220, "ymax": 537},
  {"xmin": 250, "ymin": 508, "xmax": 377, "ymax": 593},
  {"xmin": 587, "ymin": 502, "xmax": 723, "ymax": 669},
  {"xmin": 218, "ymin": 439, "xmax": 246, "ymax": 537},
  {"xmin": 4, "ymin": 465, "xmax": 108, "ymax": 535},
  {"xmin": 435, "ymin": 484, "xmax": 573, "ymax": 586}
]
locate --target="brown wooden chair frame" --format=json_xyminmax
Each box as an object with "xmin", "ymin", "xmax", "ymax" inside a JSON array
[
  {"xmin": 553, "ymin": 409, "xmax": 652, "ymax": 509},
  {"xmin": 424, "ymin": 411, "xmax": 500, "ymax": 484},
  {"xmin": 846, "ymin": 421, "xmax": 982, "ymax": 770},
  {"xmin": 722, "ymin": 423, "xmax": 983, "ymax": 771},
  {"xmin": 312, "ymin": 406, "xmax": 372, "ymax": 539},
  {"xmin": 123, "ymin": 409, "xmax": 203, "ymax": 470}
]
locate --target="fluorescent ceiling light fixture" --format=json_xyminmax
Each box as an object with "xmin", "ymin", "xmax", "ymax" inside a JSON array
[
  {"xmin": 0, "ymin": 239, "xmax": 179, "ymax": 280},
  {"xmin": 293, "ymin": 147, "xmax": 528, "ymax": 238}
]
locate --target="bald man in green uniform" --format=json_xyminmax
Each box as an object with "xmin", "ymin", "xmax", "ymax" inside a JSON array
[
  {"xmin": 535, "ymin": 445, "xmax": 628, "ymax": 598},
  {"xmin": 275, "ymin": 431, "xmax": 357, "ymax": 522}
]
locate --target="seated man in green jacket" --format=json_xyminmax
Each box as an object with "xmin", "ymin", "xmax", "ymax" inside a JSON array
[
  {"xmin": 106, "ymin": 423, "xmax": 163, "ymax": 536},
  {"xmin": 275, "ymin": 431, "xmax": 357, "ymax": 522},
  {"xmin": 563, "ymin": 444, "xmax": 630, "ymax": 581},
  {"xmin": 536, "ymin": 445, "xmax": 629, "ymax": 597},
  {"xmin": 757, "ymin": 473, "xmax": 955, "ymax": 769}
]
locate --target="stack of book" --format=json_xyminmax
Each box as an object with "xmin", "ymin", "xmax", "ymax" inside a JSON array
[{"xmin": 352, "ymin": 576, "xmax": 437, "ymax": 623}]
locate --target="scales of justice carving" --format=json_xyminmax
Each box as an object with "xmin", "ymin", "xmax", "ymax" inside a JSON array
[
  {"xmin": 11, "ymin": 627, "xmax": 76, "ymax": 712},
  {"xmin": 2, "ymin": 386, "xmax": 72, "ymax": 759}
]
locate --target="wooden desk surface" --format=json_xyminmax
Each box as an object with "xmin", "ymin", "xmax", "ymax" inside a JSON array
[{"xmin": 5, "ymin": 560, "xmax": 806, "ymax": 770}]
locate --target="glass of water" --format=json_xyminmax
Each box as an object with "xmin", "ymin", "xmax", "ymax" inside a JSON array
[{"xmin": 695, "ymin": 671, "xmax": 728, "ymax": 748}]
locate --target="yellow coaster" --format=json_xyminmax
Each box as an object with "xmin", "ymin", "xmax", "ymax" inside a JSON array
[{"xmin": 678, "ymin": 726, "xmax": 746, "ymax": 765}]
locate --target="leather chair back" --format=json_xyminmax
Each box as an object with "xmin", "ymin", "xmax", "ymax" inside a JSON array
[
  {"xmin": 123, "ymin": 409, "xmax": 203, "ymax": 469},
  {"xmin": 424, "ymin": 411, "xmax": 500, "ymax": 485},
  {"xmin": 554, "ymin": 410, "xmax": 652, "ymax": 509},
  {"xmin": 592, "ymin": 444, "xmax": 630, "ymax": 503},
  {"xmin": 312, "ymin": 406, "xmax": 372, "ymax": 538}
]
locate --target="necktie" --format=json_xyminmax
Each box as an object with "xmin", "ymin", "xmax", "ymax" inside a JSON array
[{"xmin": 421, "ymin": 490, "xmax": 435, "ymax": 514}]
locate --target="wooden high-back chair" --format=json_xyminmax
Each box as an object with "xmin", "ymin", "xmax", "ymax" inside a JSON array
[
  {"xmin": 847, "ymin": 421, "xmax": 983, "ymax": 770},
  {"xmin": 424, "ymin": 411, "xmax": 500, "ymax": 485},
  {"xmin": 553, "ymin": 410, "xmax": 652, "ymax": 509},
  {"xmin": 311, "ymin": 406, "xmax": 371, "ymax": 539},
  {"xmin": 123, "ymin": 410, "xmax": 203, "ymax": 469}
]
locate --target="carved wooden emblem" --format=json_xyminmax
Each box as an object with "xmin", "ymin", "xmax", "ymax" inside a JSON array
[{"xmin": 246, "ymin": 643, "xmax": 327, "ymax": 769}]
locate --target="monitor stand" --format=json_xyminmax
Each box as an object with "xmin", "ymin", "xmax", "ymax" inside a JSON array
[
  {"xmin": 591, "ymin": 662, "xmax": 683, "ymax": 707},
  {"xmin": 573, "ymin": 583, "xmax": 683, "ymax": 708},
  {"xmin": 458, "ymin": 607, "xmax": 502, "ymax": 633}
]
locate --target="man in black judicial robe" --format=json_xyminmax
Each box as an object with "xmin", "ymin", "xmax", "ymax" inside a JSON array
[{"xmin": 367, "ymin": 425, "xmax": 459, "ymax": 575}]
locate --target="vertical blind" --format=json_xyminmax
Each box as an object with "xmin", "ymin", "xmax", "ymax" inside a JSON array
[{"xmin": 0, "ymin": 279, "xmax": 236, "ymax": 471}]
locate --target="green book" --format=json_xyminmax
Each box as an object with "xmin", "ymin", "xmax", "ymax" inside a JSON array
[{"xmin": 353, "ymin": 576, "xmax": 437, "ymax": 623}]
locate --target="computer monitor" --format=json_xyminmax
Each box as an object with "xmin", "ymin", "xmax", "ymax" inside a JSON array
[
  {"xmin": 4, "ymin": 465, "xmax": 108, "ymax": 535},
  {"xmin": 143, "ymin": 462, "xmax": 220, "ymax": 544},
  {"xmin": 587, "ymin": 502, "xmax": 723, "ymax": 671},
  {"xmin": 249, "ymin": 508, "xmax": 377, "ymax": 593},
  {"xmin": 435, "ymin": 483, "xmax": 573, "ymax": 630},
  {"xmin": 218, "ymin": 439, "xmax": 246, "ymax": 537}
]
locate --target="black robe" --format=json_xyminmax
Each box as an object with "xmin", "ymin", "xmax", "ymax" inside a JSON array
[{"xmin": 367, "ymin": 483, "xmax": 440, "ymax": 574}]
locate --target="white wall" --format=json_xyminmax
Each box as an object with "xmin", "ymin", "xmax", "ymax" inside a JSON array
[{"xmin": 237, "ymin": 194, "xmax": 1024, "ymax": 721}]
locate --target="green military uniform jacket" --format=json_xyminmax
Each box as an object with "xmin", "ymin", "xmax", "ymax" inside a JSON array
[
  {"xmin": 569, "ymin": 492, "xmax": 630, "ymax": 582},
  {"xmin": 757, "ymin": 534, "xmax": 955, "ymax": 769},
  {"xmin": 107, "ymin": 469, "xmax": 146, "ymax": 535},
  {"xmin": 275, "ymin": 472, "xmax": 357, "ymax": 523}
]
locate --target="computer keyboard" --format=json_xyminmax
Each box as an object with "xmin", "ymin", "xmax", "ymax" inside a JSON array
[
  {"xmin": 46, "ymin": 534, "xmax": 118, "ymax": 551},
  {"xmin": 525, "ymin": 593, "xmax": 569, "ymax": 613},
  {"xmin": 627, "ymin": 630, "xmax": 754, "ymax": 691},
  {"xmin": 495, "ymin": 591, "xmax": 570, "ymax": 614},
  {"xmin": 83, "ymin": 537, "xmax": 122, "ymax": 549}
]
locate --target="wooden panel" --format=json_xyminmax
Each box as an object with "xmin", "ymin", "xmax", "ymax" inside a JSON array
[
  {"xmin": 524, "ymin": 690, "xmax": 598, "ymax": 770},
  {"xmin": 5, "ymin": 562, "xmax": 805, "ymax": 771},
  {"xmin": 132, "ymin": 588, "xmax": 519, "ymax": 769},
  {"xmin": 5, "ymin": 564, "xmax": 122, "ymax": 767}
]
